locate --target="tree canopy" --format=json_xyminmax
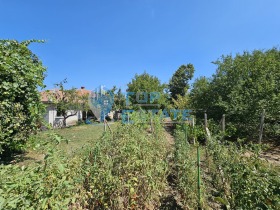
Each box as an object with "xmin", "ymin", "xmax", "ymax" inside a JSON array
[
  {"xmin": 110, "ymin": 86, "xmax": 126, "ymax": 111},
  {"xmin": 169, "ymin": 64, "xmax": 194, "ymax": 100},
  {"xmin": 191, "ymin": 48, "xmax": 280, "ymax": 138},
  {"xmin": 127, "ymin": 72, "xmax": 168, "ymax": 108},
  {"xmin": 0, "ymin": 40, "xmax": 46, "ymax": 154}
]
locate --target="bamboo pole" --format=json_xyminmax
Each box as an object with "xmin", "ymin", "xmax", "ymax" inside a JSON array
[
  {"xmin": 185, "ymin": 122, "xmax": 188, "ymax": 144},
  {"xmin": 192, "ymin": 117, "xmax": 196, "ymax": 144},
  {"xmin": 197, "ymin": 145, "xmax": 201, "ymax": 209},
  {"xmin": 204, "ymin": 111, "xmax": 208, "ymax": 144}
]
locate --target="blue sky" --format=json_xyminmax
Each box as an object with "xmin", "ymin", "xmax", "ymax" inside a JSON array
[{"xmin": 1, "ymin": 0, "xmax": 280, "ymax": 91}]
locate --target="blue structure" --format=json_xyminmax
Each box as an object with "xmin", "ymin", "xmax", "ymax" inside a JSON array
[{"xmin": 89, "ymin": 86, "xmax": 114, "ymax": 122}]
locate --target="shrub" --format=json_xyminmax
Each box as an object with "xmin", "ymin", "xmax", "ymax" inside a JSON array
[
  {"xmin": 0, "ymin": 133, "xmax": 87, "ymax": 209},
  {"xmin": 0, "ymin": 40, "xmax": 46, "ymax": 155},
  {"xmin": 206, "ymin": 137, "xmax": 280, "ymax": 209}
]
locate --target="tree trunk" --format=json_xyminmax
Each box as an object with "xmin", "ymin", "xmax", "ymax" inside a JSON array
[{"xmin": 63, "ymin": 117, "xmax": 67, "ymax": 127}]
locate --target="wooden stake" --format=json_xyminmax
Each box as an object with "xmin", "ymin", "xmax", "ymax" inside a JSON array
[
  {"xmin": 105, "ymin": 119, "xmax": 113, "ymax": 133},
  {"xmin": 206, "ymin": 127, "xmax": 211, "ymax": 139},
  {"xmin": 204, "ymin": 111, "xmax": 208, "ymax": 144},
  {"xmin": 258, "ymin": 109, "xmax": 265, "ymax": 144},
  {"xmin": 150, "ymin": 118, "xmax": 153, "ymax": 133},
  {"xmin": 222, "ymin": 114, "xmax": 225, "ymax": 139},
  {"xmin": 204, "ymin": 111, "xmax": 208, "ymax": 129},
  {"xmin": 192, "ymin": 117, "xmax": 196, "ymax": 144}
]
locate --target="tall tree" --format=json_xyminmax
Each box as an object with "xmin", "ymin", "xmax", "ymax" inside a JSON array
[
  {"xmin": 127, "ymin": 72, "xmax": 168, "ymax": 108},
  {"xmin": 0, "ymin": 40, "xmax": 46, "ymax": 154},
  {"xmin": 169, "ymin": 64, "xmax": 194, "ymax": 100}
]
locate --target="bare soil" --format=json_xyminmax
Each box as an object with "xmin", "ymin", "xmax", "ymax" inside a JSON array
[{"xmin": 260, "ymin": 143, "xmax": 280, "ymax": 165}]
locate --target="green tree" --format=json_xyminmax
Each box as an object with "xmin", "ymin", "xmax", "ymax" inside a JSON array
[
  {"xmin": 190, "ymin": 76, "xmax": 213, "ymax": 119},
  {"xmin": 110, "ymin": 87, "xmax": 126, "ymax": 110},
  {"xmin": 172, "ymin": 94, "xmax": 190, "ymax": 109},
  {"xmin": 191, "ymin": 48, "xmax": 280, "ymax": 139},
  {"xmin": 127, "ymin": 72, "xmax": 168, "ymax": 109},
  {"xmin": 169, "ymin": 64, "xmax": 194, "ymax": 100},
  {"xmin": 0, "ymin": 40, "xmax": 46, "ymax": 154},
  {"xmin": 47, "ymin": 80, "xmax": 89, "ymax": 127}
]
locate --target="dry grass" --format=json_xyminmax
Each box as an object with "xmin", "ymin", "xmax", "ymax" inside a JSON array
[{"xmin": 8, "ymin": 123, "xmax": 114, "ymax": 166}]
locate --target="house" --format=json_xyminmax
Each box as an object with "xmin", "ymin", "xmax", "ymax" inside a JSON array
[{"xmin": 41, "ymin": 87, "xmax": 92, "ymax": 127}]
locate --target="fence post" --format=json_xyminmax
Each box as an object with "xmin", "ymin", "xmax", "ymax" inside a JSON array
[
  {"xmin": 192, "ymin": 117, "xmax": 196, "ymax": 144},
  {"xmin": 258, "ymin": 109, "xmax": 265, "ymax": 144},
  {"xmin": 204, "ymin": 111, "xmax": 208, "ymax": 129},
  {"xmin": 204, "ymin": 111, "xmax": 208, "ymax": 144}
]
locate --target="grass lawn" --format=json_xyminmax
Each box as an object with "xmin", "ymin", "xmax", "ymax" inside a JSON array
[
  {"xmin": 55, "ymin": 124, "xmax": 106, "ymax": 155},
  {"xmin": 12, "ymin": 123, "xmax": 115, "ymax": 166}
]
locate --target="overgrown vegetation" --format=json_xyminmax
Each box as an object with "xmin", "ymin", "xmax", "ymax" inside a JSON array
[
  {"xmin": 1, "ymin": 41, "xmax": 280, "ymax": 209},
  {"xmin": 0, "ymin": 40, "xmax": 46, "ymax": 155},
  {"xmin": 173, "ymin": 123, "xmax": 280, "ymax": 209},
  {"xmin": 0, "ymin": 133, "xmax": 87, "ymax": 209},
  {"xmin": 1, "ymin": 112, "xmax": 279, "ymax": 209},
  {"xmin": 0, "ymin": 114, "xmax": 171, "ymax": 209},
  {"xmin": 82, "ymin": 113, "xmax": 169, "ymax": 209},
  {"xmin": 206, "ymin": 136, "xmax": 280, "ymax": 209},
  {"xmin": 191, "ymin": 48, "xmax": 280, "ymax": 139},
  {"xmin": 173, "ymin": 124, "xmax": 206, "ymax": 209}
]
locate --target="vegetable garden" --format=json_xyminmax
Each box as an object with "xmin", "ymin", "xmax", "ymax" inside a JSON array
[{"xmin": 1, "ymin": 113, "xmax": 279, "ymax": 209}]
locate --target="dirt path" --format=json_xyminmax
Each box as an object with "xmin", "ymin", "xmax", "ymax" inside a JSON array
[
  {"xmin": 164, "ymin": 126, "xmax": 175, "ymax": 146},
  {"xmin": 159, "ymin": 126, "xmax": 183, "ymax": 210},
  {"xmin": 260, "ymin": 144, "xmax": 280, "ymax": 165}
]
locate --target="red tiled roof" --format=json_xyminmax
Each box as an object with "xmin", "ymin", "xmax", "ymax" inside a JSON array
[{"xmin": 41, "ymin": 88, "xmax": 91, "ymax": 103}]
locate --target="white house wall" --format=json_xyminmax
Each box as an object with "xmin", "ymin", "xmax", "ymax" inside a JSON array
[
  {"xmin": 65, "ymin": 110, "xmax": 83, "ymax": 126},
  {"xmin": 43, "ymin": 105, "xmax": 57, "ymax": 126},
  {"xmin": 43, "ymin": 105, "xmax": 83, "ymax": 127}
]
